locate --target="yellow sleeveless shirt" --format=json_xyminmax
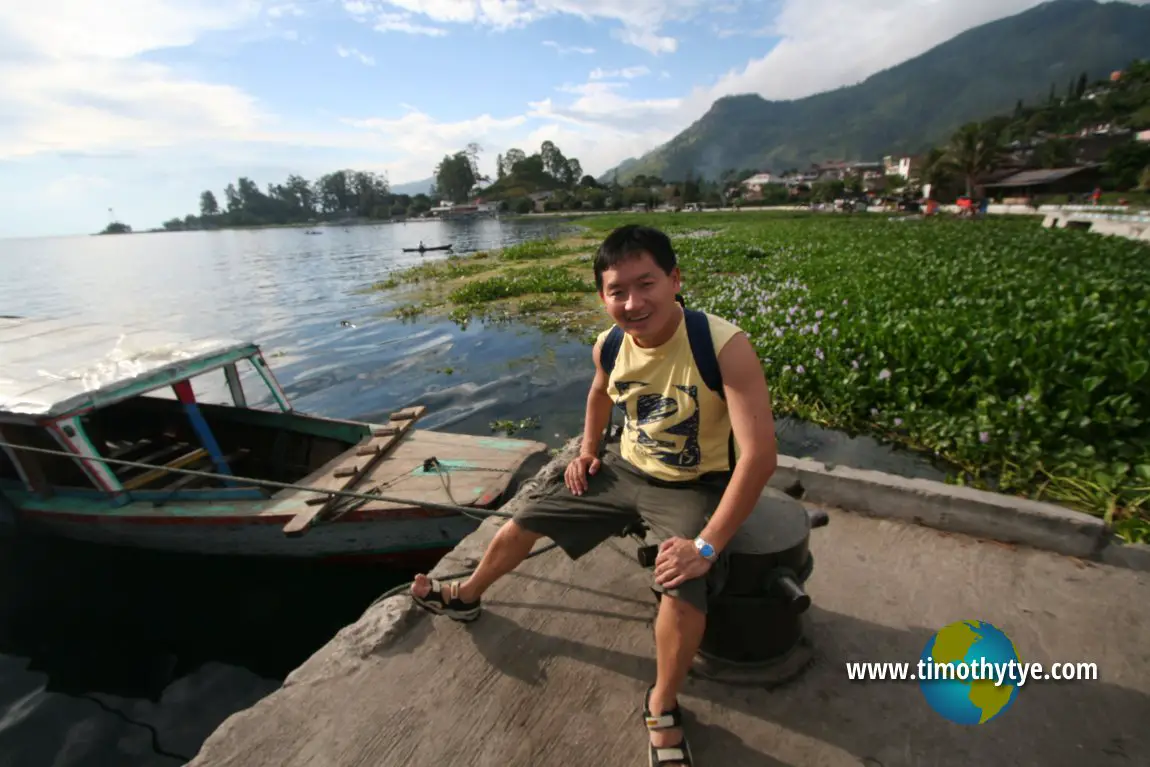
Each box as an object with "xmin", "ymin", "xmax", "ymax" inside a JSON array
[{"xmin": 597, "ymin": 310, "xmax": 744, "ymax": 482}]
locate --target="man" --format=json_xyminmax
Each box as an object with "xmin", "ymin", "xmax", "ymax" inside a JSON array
[{"xmin": 411, "ymin": 223, "xmax": 778, "ymax": 766}]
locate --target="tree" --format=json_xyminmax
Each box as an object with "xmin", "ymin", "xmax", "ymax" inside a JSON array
[
  {"xmin": 502, "ymin": 148, "xmax": 527, "ymax": 176},
  {"xmin": 435, "ymin": 151, "xmax": 478, "ymax": 203},
  {"xmin": 1034, "ymin": 138, "xmax": 1075, "ymax": 169},
  {"xmin": 199, "ymin": 190, "xmax": 219, "ymax": 218},
  {"xmin": 944, "ymin": 122, "xmax": 1005, "ymax": 197},
  {"xmin": 1105, "ymin": 142, "xmax": 1150, "ymax": 189},
  {"xmin": 564, "ymin": 158, "xmax": 583, "ymax": 187}
]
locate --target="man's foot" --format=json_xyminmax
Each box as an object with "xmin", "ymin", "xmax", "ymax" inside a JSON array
[
  {"xmin": 643, "ymin": 686, "xmax": 693, "ymax": 766},
  {"xmin": 410, "ymin": 574, "xmax": 482, "ymax": 622}
]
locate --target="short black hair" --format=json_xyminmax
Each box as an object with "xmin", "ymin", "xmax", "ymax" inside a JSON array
[{"xmin": 592, "ymin": 224, "xmax": 677, "ymax": 290}]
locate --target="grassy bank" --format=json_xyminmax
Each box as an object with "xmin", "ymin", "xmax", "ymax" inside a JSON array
[
  {"xmin": 377, "ymin": 210, "xmax": 1150, "ymax": 541},
  {"xmin": 372, "ymin": 235, "xmax": 610, "ymax": 337}
]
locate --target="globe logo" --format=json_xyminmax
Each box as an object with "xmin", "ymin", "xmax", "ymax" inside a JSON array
[{"xmin": 918, "ymin": 620, "xmax": 1024, "ymax": 725}]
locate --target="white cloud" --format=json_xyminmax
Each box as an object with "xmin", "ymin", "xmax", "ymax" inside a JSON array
[
  {"xmin": 342, "ymin": 107, "xmax": 529, "ymax": 180},
  {"xmin": 267, "ymin": 2, "xmax": 304, "ymax": 18},
  {"xmin": 42, "ymin": 174, "xmax": 114, "ymax": 202},
  {"xmin": 345, "ymin": 0, "xmax": 715, "ymax": 51},
  {"xmin": 611, "ymin": 26, "xmax": 677, "ymax": 55},
  {"xmin": 542, "ymin": 40, "xmax": 595, "ymax": 55},
  {"xmin": 373, "ymin": 11, "xmax": 449, "ymax": 35},
  {"xmin": 590, "ymin": 66, "xmax": 650, "ymax": 80},
  {"xmin": 336, "ymin": 45, "xmax": 376, "ymax": 65},
  {"xmin": 0, "ymin": 0, "xmax": 276, "ymax": 160}
]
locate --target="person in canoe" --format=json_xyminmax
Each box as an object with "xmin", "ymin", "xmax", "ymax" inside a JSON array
[{"xmin": 410, "ymin": 224, "xmax": 779, "ymax": 766}]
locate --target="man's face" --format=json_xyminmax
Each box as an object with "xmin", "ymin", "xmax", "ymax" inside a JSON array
[{"xmin": 598, "ymin": 251, "xmax": 681, "ymax": 342}]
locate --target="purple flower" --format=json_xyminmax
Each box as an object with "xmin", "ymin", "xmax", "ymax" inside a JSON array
[
  {"xmin": 879, "ymin": 369, "xmax": 892, "ymax": 381},
  {"xmin": 815, "ymin": 348, "xmax": 825, "ymax": 361},
  {"xmin": 979, "ymin": 431, "xmax": 990, "ymax": 444},
  {"xmin": 815, "ymin": 310, "xmax": 825, "ymax": 319},
  {"xmin": 796, "ymin": 365, "xmax": 806, "ymax": 374},
  {"xmin": 894, "ymin": 418, "xmax": 903, "ymax": 427}
]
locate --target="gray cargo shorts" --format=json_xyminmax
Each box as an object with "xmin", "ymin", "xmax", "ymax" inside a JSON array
[{"xmin": 511, "ymin": 447, "xmax": 729, "ymax": 614}]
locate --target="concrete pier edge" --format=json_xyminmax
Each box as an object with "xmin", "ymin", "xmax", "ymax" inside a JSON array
[{"xmin": 768, "ymin": 453, "xmax": 1150, "ymax": 572}]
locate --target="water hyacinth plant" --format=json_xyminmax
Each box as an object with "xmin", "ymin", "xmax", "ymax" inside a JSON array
[{"xmin": 582, "ymin": 212, "xmax": 1150, "ymax": 541}]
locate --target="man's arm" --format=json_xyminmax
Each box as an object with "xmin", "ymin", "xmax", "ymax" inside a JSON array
[
  {"xmin": 697, "ymin": 332, "xmax": 778, "ymax": 554},
  {"xmin": 580, "ymin": 337, "xmax": 616, "ymax": 457}
]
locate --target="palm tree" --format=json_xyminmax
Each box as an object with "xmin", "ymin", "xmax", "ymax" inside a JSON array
[
  {"xmin": 919, "ymin": 147, "xmax": 952, "ymax": 190},
  {"xmin": 944, "ymin": 122, "xmax": 1006, "ymax": 198}
]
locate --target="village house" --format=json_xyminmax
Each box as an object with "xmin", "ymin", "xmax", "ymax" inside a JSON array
[
  {"xmin": 739, "ymin": 172, "xmax": 785, "ymax": 199},
  {"xmin": 883, "ymin": 155, "xmax": 923, "ymax": 183}
]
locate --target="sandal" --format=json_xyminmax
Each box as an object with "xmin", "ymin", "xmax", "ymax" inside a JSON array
[
  {"xmin": 642, "ymin": 686, "xmax": 694, "ymax": 766},
  {"xmin": 411, "ymin": 580, "xmax": 482, "ymax": 622}
]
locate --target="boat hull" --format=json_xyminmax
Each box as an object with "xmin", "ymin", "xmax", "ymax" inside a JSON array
[{"xmin": 11, "ymin": 505, "xmax": 482, "ymax": 566}]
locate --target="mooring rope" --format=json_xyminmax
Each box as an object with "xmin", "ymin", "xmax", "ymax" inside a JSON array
[{"xmin": 0, "ymin": 441, "xmax": 517, "ymax": 520}]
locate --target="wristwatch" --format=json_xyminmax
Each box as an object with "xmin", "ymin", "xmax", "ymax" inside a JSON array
[{"xmin": 694, "ymin": 537, "xmax": 717, "ymax": 562}]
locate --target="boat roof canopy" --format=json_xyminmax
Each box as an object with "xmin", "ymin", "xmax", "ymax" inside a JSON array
[{"xmin": 0, "ymin": 317, "xmax": 259, "ymax": 420}]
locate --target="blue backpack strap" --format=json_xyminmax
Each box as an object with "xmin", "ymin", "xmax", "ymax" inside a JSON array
[
  {"xmin": 683, "ymin": 309, "xmax": 723, "ymax": 399},
  {"xmin": 598, "ymin": 326, "xmax": 625, "ymax": 447},
  {"xmin": 599, "ymin": 325, "xmax": 624, "ymax": 380},
  {"xmin": 683, "ymin": 308, "xmax": 737, "ymax": 471}
]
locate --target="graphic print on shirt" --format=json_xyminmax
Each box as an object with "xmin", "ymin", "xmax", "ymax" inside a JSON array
[{"xmin": 614, "ymin": 380, "xmax": 701, "ymax": 468}]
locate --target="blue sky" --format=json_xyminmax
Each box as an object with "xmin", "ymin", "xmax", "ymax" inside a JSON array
[{"xmin": 0, "ymin": 0, "xmax": 1134, "ymax": 238}]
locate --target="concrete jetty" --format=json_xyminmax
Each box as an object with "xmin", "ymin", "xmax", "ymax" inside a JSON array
[
  {"xmin": 189, "ymin": 443, "xmax": 1150, "ymax": 767},
  {"xmin": 1041, "ymin": 209, "xmax": 1150, "ymax": 242}
]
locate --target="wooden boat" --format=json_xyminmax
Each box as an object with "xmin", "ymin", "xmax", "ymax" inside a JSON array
[
  {"xmin": 0, "ymin": 317, "xmax": 548, "ymax": 567},
  {"xmin": 402, "ymin": 244, "xmax": 452, "ymax": 253}
]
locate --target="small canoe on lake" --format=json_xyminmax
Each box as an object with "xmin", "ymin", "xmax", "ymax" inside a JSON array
[{"xmin": 402, "ymin": 244, "xmax": 452, "ymax": 253}]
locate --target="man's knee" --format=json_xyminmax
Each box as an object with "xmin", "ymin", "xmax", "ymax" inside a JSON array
[
  {"xmin": 496, "ymin": 518, "xmax": 544, "ymax": 546},
  {"xmin": 655, "ymin": 582, "xmax": 707, "ymax": 618}
]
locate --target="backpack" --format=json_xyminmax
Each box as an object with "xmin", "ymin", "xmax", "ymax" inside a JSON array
[{"xmin": 598, "ymin": 297, "xmax": 737, "ymax": 472}]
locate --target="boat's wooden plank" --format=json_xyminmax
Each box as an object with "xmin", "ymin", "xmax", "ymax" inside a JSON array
[
  {"xmin": 121, "ymin": 448, "xmax": 209, "ymax": 490},
  {"xmin": 106, "ymin": 438, "xmax": 154, "ymax": 461},
  {"xmin": 283, "ymin": 407, "xmax": 424, "ymax": 534},
  {"xmin": 114, "ymin": 441, "xmax": 187, "ymax": 476},
  {"xmin": 346, "ymin": 433, "xmax": 546, "ymax": 513},
  {"xmin": 153, "ymin": 448, "xmax": 251, "ymax": 492},
  {"xmin": 389, "ymin": 406, "xmax": 426, "ymax": 422}
]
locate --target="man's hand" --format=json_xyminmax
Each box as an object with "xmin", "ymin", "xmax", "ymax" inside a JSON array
[
  {"xmin": 564, "ymin": 453, "xmax": 601, "ymax": 495},
  {"xmin": 654, "ymin": 537, "xmax": 712, "ymax": 589}
]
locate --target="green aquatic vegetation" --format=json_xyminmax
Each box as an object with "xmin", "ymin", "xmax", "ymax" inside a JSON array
[
  {"xmin": 669, "ymin": 215, "xmax": 1150, "ymax": 540},
  {"xmin": 498, "ymin": 238, "xmax": 563, "ymax": 261},
  {"xmin": 449, "ymin": 265, "xmax": 594, "ymax": 304},
  {"xmin": 490, "ymin": 416, "xmax": 541, "ymax": 436}
]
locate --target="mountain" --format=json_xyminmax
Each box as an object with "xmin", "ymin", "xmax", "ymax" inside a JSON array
[
  {"xmin": 390, "ymin": 176, "xmax": 434, "ymax": 196},
  {"xmin": 604, "ymin": 0, "xmax": 1150, "ymax": 183}
]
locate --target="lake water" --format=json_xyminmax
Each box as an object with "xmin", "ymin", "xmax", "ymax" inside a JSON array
[{"xmin": 0, "ymin": 216, "xmax": 949, "ymax": 766}]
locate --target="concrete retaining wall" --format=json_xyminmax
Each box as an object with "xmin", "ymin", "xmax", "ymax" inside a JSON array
[
  {"xmin": 1041, "ymin": 211, "xmax": 1150, "ymax": 242},
  {"xmin": 767, "ymin": 454, "xmax": 1150, "ymax": 571}
]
